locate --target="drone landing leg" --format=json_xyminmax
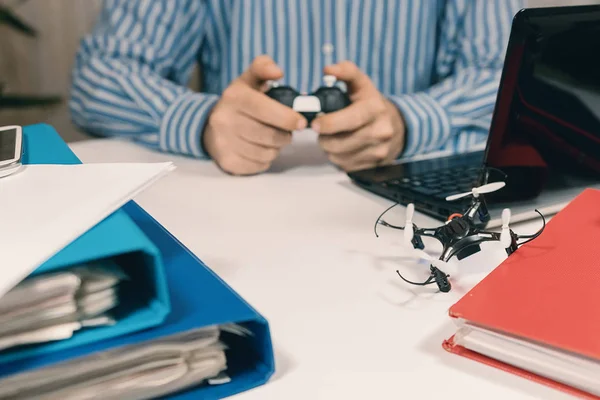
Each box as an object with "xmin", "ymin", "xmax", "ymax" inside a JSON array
[{"xmin": 412, "ymin": 235, "xmax": 425, "ymax": 250}]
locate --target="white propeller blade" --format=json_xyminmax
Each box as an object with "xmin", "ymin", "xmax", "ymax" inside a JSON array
[
  {"xmin": 412, "ymin": 249, "xmax": 457, "ymax": 276},
  {"xmin": 474, "ymin": 181, "xmax": 506, "ymax": 195},
  {"xmin": 500, "ymin": 208, "xmax": 512, "ymax": 247},
  {"xmin": 406, "ymin": 203, "xmax": 414, "ymax": 223},
  {"xmin": 403, "ymin": 203, "xmax": 414, "ymax": 245},
  {"xmin": 445, "ymin": 181, "xmax": 506, "ymax": 201},
  {"xmin": 445, "ymin": 191, "xmax": 472, "ymax": 201}
]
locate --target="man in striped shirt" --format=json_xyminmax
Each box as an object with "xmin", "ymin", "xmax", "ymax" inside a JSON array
[{"xmin": 70, "ymin": 0, "xmax": 523, "ymax": 175}]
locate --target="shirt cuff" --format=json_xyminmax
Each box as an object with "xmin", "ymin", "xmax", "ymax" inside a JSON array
[
  {"xmin": 160, "ymin": 92, "xmax": 220, "ymax": 159},
  {"xmin": 388, "ymin": 92, "xmax": 452, "ymax": 158}
]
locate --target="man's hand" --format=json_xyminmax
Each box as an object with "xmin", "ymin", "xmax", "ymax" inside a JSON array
[
  {"xmin": 203, "ymin": 55, "xmax": 307, "ymax": 175},
  {"xmin": 311, "ymin": 61, "xmax": 406, "ymax": 172}
]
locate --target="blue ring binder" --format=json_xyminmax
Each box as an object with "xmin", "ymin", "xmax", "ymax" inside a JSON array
[{"xmin": 0, "ymin": 124, "xmax": 275, "ymax": 398}]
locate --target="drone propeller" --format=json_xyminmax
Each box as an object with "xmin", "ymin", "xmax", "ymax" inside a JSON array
[
  {"xmin": 445, "ymin": 181, "xmax": 506, "ymax": 201},
  {"xmin": 412, "ymin": 249, "xmax": 457, "ymax": 277},
  {"xmin": 403, "ymin": 203, "xmax": 415, "ymax": 245},
  {"xmin": 500, "ymin": 208, "xmax": 512, "ymax": 247}
]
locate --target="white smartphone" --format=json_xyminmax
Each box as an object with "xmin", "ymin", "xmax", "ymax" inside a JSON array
[{"xmin": 0, "ymin": 125, "xmax": 23, "ymax": 178}]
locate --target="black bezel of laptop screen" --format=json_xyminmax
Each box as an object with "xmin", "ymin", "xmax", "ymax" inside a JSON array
[{"xmin": 482, "ymin": 5, "xmax": 600, "ymax": 201}]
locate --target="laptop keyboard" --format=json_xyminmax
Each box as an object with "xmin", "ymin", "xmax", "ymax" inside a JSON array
[{"xmin": 381, "ymin": 165, "xmax": 481, "ymax": 200}]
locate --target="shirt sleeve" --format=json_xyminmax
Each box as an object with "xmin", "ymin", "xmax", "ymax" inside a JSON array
[
  {"xmin": 69, "ymin": 0, "xmax": 218, "ymax": 159},
  {"xmin": 388, "ymin": 0, "xmax": 524, "ymax": 159}
]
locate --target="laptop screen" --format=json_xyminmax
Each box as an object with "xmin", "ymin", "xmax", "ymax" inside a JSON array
[{"xmin": 483, "ymin": 6, "xmax": 600, "ymax": 201}]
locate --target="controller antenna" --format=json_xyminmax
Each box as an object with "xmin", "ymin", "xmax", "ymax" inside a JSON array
[
  {"xmin": 322, "ymin": 43, "xmax": 336, "ymax": 87},
  {"xmin": 323, "ymin": 43, "xmax": 334, "ymax": 64}
]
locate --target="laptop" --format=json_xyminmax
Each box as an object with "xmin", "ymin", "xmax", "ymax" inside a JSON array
[{"xmin": 347, "ymin": 5, "xmax": 600, "ymax": 228}]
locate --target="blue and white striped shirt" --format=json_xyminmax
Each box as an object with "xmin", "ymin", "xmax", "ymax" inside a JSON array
[{"xmin": 70, "ymin": 0, "xmax": 523, "ymax": 160}]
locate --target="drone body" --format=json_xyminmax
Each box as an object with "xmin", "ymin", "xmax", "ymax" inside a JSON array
[{"xmin": 375, "ymin": 180, "xmax": 546, "ymax": 293}]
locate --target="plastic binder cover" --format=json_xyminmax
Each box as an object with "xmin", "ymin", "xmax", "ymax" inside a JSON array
[{"xmin": 0, "ymin": 124, "xmax": 275, "ymax": 398}]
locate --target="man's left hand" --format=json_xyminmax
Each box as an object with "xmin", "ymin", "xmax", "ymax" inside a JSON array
[{"xmin": 311, "ymin": 61, "xmax": 406, "ymax": 172}]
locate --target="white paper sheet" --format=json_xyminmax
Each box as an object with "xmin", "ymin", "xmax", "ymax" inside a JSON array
[{"xmin": 0, "ymin": 162, "xmax": 175, "ymax": 299}]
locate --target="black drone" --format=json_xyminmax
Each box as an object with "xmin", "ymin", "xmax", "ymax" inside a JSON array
[{"xmin": 374, "ymin": 180, "xmax": 546, "ymax": 293}]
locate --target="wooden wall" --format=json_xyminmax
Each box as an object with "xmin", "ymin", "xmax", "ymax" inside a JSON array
[
  {"xmin": 0, "ymin": 0, "xmax": 103, "ymax": 142},
  {"xmin": 0, "ymin": 0, "xmax": 597, "ymax": 142}
]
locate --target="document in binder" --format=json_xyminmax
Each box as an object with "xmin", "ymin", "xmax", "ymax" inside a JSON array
[{"xmin": 443, "ymin": 188, "xmax": 600, "ymax": 399}]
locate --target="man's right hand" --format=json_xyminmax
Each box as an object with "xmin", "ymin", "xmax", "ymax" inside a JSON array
[{"xmin": 203, "ymin": 55, "xmax": 307, "ymax": 175}]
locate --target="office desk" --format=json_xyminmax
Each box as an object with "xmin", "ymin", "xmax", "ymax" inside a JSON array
[{"xmin": 69, "ymin": 132, "xmax": 569, "ymax": 400}]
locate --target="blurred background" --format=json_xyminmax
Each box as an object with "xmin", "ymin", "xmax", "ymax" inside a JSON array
[{"xmin": 1, "ymin": 0, "xmax": 598, "ymax": 143}]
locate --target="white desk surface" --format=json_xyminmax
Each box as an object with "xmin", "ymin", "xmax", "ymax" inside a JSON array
[{"xmin": 69, "ymin": 132, "xmax": 570, "ymax": 400}]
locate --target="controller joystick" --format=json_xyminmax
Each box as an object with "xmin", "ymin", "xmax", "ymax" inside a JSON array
[{"xmin": 264, "ymin": 43, "xmax": 351, "ymax": 124}]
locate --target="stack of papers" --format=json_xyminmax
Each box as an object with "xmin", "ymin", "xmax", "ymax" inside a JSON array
[
  {"xmin": 0, "ymin": 263, "xmax": 126, "ymax": 352},
  {"xmin": 0, "ymin": 324, "xmax": 250, "ymax": 400}
]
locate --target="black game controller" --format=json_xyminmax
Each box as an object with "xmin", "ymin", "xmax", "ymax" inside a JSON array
[{"xmin": 265, "ymin": 75, "xmax": 351, "ymax": 124}]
